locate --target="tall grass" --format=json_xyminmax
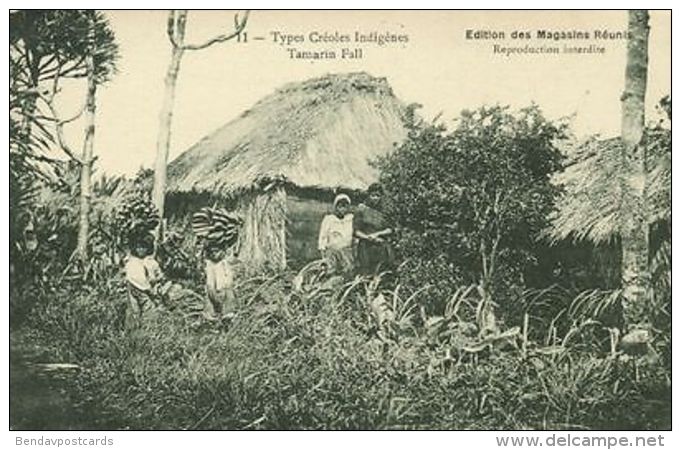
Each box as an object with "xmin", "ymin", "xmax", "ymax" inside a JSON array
[{"xmin": 12, "ymin": 271, "xmax": 671, "ymax": 430}]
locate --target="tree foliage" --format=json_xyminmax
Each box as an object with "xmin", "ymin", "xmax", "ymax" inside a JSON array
[
  {"xmin": 10, "ymin": 10, "xmax": 119, "ymax": 272},
  {"xmin": 10, "ymin": 10, "xmax": 118, "ymax": 85},
  {"xmin": 9, "ymin": 10, "xmax": 118, "ymax": 181},
  {"xmin": 376, "ymin": 105, "xmax": 566, "ymax": 304}
]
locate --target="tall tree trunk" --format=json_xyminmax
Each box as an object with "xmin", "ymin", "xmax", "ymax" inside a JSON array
[
  {"xmin": 151, "ymin": 10, "xmax": 248, "ymax": 236},
  {"xmin": 76, "ymin": 24, "xmax": 98, "ymax": 264},
  {"xmin": 152, "ymin": 11, "xmax": 186, "ymax": 233},
  {"xmin": 620, "ymin": 10, "xmax": 650, "ymax": 328}
]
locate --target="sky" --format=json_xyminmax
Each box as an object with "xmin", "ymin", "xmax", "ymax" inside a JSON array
[{"xmin": 56, "ymin": 10, "xmax": 671, "ymax": 177}]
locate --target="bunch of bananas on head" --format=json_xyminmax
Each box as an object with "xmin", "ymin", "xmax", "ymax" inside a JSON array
[
  {"xmin": 192, "ymin": 207, "xmax": 243, "ymax": 251},
  {"xmin": 115, "ymin": 196, "xmax": 160, "ymax": 244}
]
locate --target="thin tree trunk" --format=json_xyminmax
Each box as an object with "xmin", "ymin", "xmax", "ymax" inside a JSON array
[
  {"xmin": 151, "ymin": 10, "xmax": 248, "ymax": 235},
  {"xmin": 620, "ymin": 10, "xmax": 650, "ymax": 328},
  {"xmin": 152, "ymin": 11, "xmax": 186, "ymax": 233},
  {"xmin": 76, "ymin": 25, "xmax": 97, "ymax": 264},
  {"xmin": 478, "ymin": 238, "xmax": 498, "ymax": 334}
]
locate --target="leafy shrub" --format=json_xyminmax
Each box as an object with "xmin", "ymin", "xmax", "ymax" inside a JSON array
[{"xmin": 376, "ymin": 105, "xmax": 565, "ymax": 314}]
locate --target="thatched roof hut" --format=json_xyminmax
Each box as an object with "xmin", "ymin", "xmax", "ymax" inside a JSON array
[
  {"xmin": 548, "ymin": 131, "xmax": 671, "ymax": 245},
  {"xmin": 168, "ymin": 72, "xmax": 409, "ymax": 270},
  {"xmin": 543, "ymin": 129, "xmax": 670, "ymax": 288}
]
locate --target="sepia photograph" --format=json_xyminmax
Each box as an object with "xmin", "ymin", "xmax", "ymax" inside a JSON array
[{"xmin": 8, "ymin": 8, "xmax": 671, "ymax": 434}]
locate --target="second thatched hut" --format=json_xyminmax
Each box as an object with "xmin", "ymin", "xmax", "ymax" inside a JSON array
[{"xmin": 167, "ymin": 72, "xmax": 409, "ymax": 270}]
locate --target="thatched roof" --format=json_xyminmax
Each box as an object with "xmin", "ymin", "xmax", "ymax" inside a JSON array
[
  {"xmin": 547, "ymin": 129, "xmax": 671, "ymax": 244},
  {"xmin": 168, "ymin": 72, "xmax": 408, "ymax": 195}
]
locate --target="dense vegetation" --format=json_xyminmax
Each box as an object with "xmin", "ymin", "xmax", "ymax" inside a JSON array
[
  {"xmin": 9, "ymin": 105, "xmax": 671, "ymax": 430},
  {"xmin": 12, "ymin": 269, "xmax": 671, "ymax": 430},
  {"xmin": 376, "ymin": 105, "xmax": 565, "ymax": 313},
  {"xmin": 9, "ymin": 10, "xmax": 670, "ymax": 431}
]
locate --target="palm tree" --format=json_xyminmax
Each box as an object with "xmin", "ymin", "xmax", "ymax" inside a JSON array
[
  {"xmin": 10, "ymin": 10, "xmax": 119, "ymax": 265},
  {"xmin": 619, "ymin": 10, "xmax": 651, "ymax": 328},
  {"xmin": 549, "ymin": 11, "xmax": 671, "ymax": 331}
]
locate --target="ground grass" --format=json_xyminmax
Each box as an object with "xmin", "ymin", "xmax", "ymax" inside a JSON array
[{"xmin": 10, "ymin": 273, "xmax": 671, "ymax": 430}]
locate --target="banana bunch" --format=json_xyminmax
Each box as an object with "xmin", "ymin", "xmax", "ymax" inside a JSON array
[
  {"xmin": 115, "ymin": 196, "xmax": 160, "ymax": 240},
  {"xmin": 192, "ymin": 207, "xmax": 243, "ymax": 249}
]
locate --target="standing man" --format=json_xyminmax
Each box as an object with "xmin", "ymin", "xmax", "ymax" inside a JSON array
[{"xmin": 354, "ymin": 183, "xmax": 394, "ymax": 275}]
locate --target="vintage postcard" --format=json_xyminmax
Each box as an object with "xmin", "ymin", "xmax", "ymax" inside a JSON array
[{"xmin": 9, "ymin": 9, "xmax": 671, "ymax": 438}]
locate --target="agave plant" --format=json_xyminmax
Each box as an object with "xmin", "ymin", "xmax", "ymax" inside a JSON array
[{"xmin": 292, "ymin": 259, "xmax": 335, "ymax": 295}]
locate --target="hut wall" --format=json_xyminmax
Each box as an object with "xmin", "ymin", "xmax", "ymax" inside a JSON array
[
  {"xmin": 286, "ymin": 193, "xmax": 333, "ymax": 268},
  {"xmin": 165, "ymin": 191, "xmax": 234, "ymax": 220},
  {"xmin": 237, "ymin": 187, "xmax": 287, "ymax": 271},
  {"xmin": 239, "ymin": 190, "xmax": 357, "ymax": 270}
]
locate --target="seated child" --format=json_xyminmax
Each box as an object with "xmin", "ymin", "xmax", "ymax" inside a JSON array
[
  {"xmin": 203, "ymin": 242, "xmax": 237, "ymax": 320},
  {"xmin": 125, "ymin": 233, "xmax": 165, "ymax": 325}
]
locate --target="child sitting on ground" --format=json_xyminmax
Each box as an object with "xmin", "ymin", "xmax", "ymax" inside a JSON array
[{"xmin": 125, "ymin": 232, "xmax": 165, "ymax": 326}]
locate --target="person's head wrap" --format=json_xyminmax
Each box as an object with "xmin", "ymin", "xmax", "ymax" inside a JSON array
[{"xmin": 333, "ymin": 193, "xmax": 351, "ymax": 208}]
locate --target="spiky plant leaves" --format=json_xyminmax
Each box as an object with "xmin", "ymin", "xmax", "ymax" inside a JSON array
[
  {"xmin": 10, "ymin": 10, "xmax": 119, "ymax": 85},
  {"xmin": 10, "ymin": 10, "xmax": 119, "ymax": 187}
]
